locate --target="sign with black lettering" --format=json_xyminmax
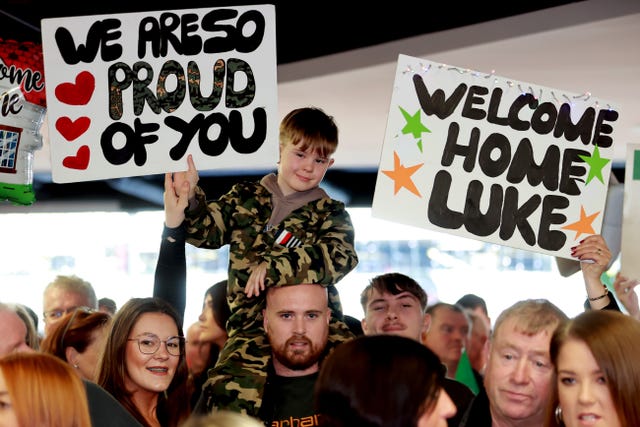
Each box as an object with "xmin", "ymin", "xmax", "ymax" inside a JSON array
[
  {"xmin": 372, "ymin": 55, "xmax": 618, "ymax": 260},
  {"xmin": 41, "ymin": 5, "xmax": 277, "ymax": 183}
]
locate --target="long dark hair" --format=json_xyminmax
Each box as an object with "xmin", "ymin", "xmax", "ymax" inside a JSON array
[
  {"xmin": 189, "ymin": 280, "xmax": 230, "ymax": 408},
  {"xmin": 208, "ymin": 280, "xmax": 230, "ymax": 332},
  {"xmin": 97, "ymin": 297, "xmax": 190, "ymax": 427},
  {"xmin": 315, "ymin": 334, "xmax": 447, "ymax": 427}
]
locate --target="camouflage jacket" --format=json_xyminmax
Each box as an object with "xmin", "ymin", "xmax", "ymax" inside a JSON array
[{"xmin": 184, "ymin": 175, "xmax": 359, "ymax": 338}]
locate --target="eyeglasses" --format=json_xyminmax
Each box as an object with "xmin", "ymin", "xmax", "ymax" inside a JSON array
[
  {"xmin": 44, "ymin": 306, "xmax": 92, "ymax": 322},
  {"xmin": 128, "ymin": 334, "xmax": 185, "ymax": 357}
]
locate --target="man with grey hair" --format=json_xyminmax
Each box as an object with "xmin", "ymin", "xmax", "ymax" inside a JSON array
[
  {"xmin": 0, "ymin": 302, "xmax": 35, "ymax": 355},
  {"xmin": 42, "ymin": 274, "xmax": 97, "ymax": 336},
  {"xmin": 459, "ymin": 299, "xmax": 569, "ymax": 427}
]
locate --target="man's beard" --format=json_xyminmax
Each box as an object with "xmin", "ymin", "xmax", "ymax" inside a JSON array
[{"xmin": 271, "ymin": 334, "xmax": 326, "ymax": 371}]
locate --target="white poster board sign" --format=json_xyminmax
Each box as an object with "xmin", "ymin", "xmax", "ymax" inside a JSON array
[
  {"xmin": 41, "ymin": 5, "xmax": 278, "ymax": 183},
  {"xmin": 372, "ymin": 55, "xmax": 619, "ymax": 260},
  {"xmin": 621, "ymin": 144, "xmax": 640, "ymax": 281}
]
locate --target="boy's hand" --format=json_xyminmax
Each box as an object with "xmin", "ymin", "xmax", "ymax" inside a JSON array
[
  {"xmin": 244, "ymin": 263, "xmax": 267, "ymax": 297},
  {"xmin": 164, "ymin": 173, "xmax": 189, "ymax": 228}
]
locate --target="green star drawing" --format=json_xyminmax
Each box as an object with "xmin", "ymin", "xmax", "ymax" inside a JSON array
[
  {"xmin": 399, "ymin": 106, "xmax": 430, "ymax": 139},
  {"xmin": 578, "ymin": 145, "xmax": 611, "ymax": 185}
]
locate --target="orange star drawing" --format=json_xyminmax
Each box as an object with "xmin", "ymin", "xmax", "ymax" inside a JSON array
[
  {"xmin": 562, "ymin": 206, "xmax": 600, "ymax": 240},
  {"xmin": 382, "ymin": 151, "xmax": 423, "ymax": 197}
]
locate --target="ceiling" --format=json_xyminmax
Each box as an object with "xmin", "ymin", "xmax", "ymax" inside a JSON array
[{"xmin": 1, "ymin": 0, "xmax": 639, "ymax": 212}]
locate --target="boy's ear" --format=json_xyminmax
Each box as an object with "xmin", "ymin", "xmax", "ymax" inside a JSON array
[{"xmin": 328, "ymin": 158, "xmax": 335, "ymax": 167}]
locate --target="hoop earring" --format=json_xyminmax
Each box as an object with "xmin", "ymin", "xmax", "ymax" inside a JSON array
[{"xmin": 555, "ymin": 406, "xmax": 563, "ymax": 424}]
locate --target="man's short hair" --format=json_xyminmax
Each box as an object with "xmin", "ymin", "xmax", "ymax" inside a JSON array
[
  {"xmin": 456, "ymin": 294, "xmax": 488, "ymax": 317},
  {"xmin": 98, "ymin": 298, "xmax": 117, "ymax": 314},
  {"xmin": 492, "ymin": 299, "xmax": 568, "ymax": 339},
  {"xmin": 360, "ymin": 273, "xmax": 428, "ymax": 312},
  {"xmin": 426, "ymin": 302, "xmax": 470, "ymax": 325},
  {"xmin": 1, "ymin": 303, "xmax": 39, "ymax": 350},
  {"xmin": 44, "ymin": 275, "xmax": 97, "ymax": 309}
]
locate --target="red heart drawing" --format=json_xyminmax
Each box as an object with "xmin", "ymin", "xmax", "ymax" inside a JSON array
[
  {"xmin": 62, "ymin": 145, "xmax": 90, "ymax": 170},
  {"xmin": 55, "ymin": 71, "xmax": 95, "ymax": 105},
  {"xmin": 55, "ymin": 116, "xmax": 91, "ymax": 141}
]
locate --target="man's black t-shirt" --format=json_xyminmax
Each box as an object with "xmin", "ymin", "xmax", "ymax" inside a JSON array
[{"xmin": 258, "ymin": 372, "xmax": 320, "ymax": 427}]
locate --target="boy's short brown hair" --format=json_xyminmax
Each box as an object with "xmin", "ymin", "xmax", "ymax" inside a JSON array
[
  {"xmin": 279, "ymin": 107, "xmax": 338, "ymax": 158},
  {"xmin": 360, "ymin": 272, "xmax": 428, "ymax": 313}
]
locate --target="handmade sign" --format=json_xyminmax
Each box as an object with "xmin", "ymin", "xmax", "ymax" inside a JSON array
[
  {"xmin": 0, "ymin": 39, "xmax": 47, "ymax": 205},
  {"xmin": 621, "ymin": 144, "xmax": 640, "ymax": 280},
  {"xmin": 41, "ymin": 5, "xmax": 278, "ymax": 183},
  {"xmin": 372, "ymin": 55, "xmax": 618, "ymax": 260}
]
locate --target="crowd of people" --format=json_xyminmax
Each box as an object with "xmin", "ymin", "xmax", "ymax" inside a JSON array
[{"xmin": 2, "ymin": 106, "xmax": 640, "ymax": 427}]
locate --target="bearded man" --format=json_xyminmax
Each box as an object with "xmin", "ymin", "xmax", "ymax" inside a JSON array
[{"xmin": 258, "ymin": 284, "xmax": 332, "ymax": 426}]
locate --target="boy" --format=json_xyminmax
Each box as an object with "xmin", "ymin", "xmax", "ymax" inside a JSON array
[
  {"xmin": 164, "ymin": 107, "xmax": 358, "ymax": 415},
  {"xmin": 359, "ymin": 272, "xmax": 475, "ymax": 427}
]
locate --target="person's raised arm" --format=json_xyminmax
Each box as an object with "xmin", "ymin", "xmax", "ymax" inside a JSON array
[
  {"xmin": 152, "ymin": 166, "xmax": 193, "ymax": 326},
  {"xmin": 612, "ymin": 272, "xmax": 639, "ymax": 320},
  {"xmin": 572, "ymin": 234, "xmax": 620, "ymax": 311}
]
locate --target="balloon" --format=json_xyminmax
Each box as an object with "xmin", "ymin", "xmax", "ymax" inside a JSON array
[{"xmin": 0, "ymin": 38, "xmax": 47, "ymax": 206}]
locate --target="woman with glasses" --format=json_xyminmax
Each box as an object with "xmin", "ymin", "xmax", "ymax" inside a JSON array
[
  {"xmin": 40, "ymin": 307, "xmax": 111, "ymax": 381},
  {"xmin": 97, "ymin": 297, "xmax": 190, "ymax": 427}
]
